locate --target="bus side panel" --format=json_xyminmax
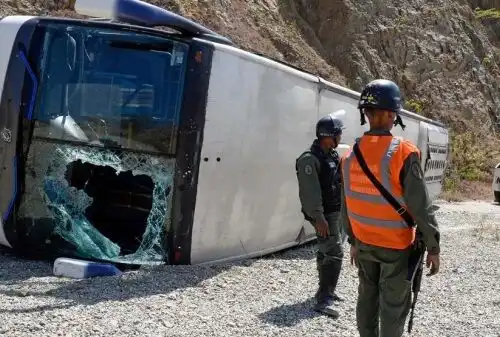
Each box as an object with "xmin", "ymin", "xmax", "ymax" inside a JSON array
[
  {"xmin": 317, "ymin": 86, "xmax": 367, "ymax": 152},
  {"xmin": 190, "ymin": 48, "xmax": 319, "ymax": 264},
  {"xmin": 421, "ymin": 122, "xmax": 449, "ymax": 200},
  {"xmin": 417, "ymin": 121, "xmax": 429, "ymax": 169}
]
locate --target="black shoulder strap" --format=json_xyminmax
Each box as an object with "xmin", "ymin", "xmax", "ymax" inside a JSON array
[{"xmin": 352, "ymin": 142, "xmax": 414, "ymax": 228}]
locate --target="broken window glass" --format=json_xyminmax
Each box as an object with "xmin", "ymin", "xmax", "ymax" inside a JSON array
[
  {"xmin": 18, "ymin": 140, "xmax": 175, "ymax": 264},
  {"xmin": 15, "ymin": 22, "xmax": 187, "ymax": 264}
]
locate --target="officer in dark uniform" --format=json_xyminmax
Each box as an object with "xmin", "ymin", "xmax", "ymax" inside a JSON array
[{"xmin": 295, "ymin": 112, "xmax": 346, "ymax": 318}]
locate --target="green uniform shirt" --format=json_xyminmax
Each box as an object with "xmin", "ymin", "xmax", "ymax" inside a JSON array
[
  {"xmin": 296, "ymin": 152, "xmax": 326, "ymax": 223},
  {"xmin": 340, "ymin": 130, "xmax": 441, "ymax": 254}
]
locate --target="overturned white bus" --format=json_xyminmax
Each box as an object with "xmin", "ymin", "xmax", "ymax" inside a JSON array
[{"xmin": 0, "ymin": 0, "xmax": 450, "ymax": 266}]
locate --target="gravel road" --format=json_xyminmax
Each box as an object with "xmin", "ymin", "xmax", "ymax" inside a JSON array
[{"xmin": 0, "ymin": 200, "xmax": 499, "ymax": 337}]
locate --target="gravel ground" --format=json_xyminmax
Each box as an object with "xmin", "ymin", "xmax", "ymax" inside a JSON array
[{"xmin": 0, "ymin": 200, "xmax": 499, "ymax": 337}]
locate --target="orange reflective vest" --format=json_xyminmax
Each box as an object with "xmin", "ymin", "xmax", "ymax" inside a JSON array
[{"xmin": 341, "ymin": 135, "xmax": 419, "ymax": 250}]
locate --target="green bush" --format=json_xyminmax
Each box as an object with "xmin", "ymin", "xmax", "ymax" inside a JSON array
[
  {"xmin": 474, "ymin": 8, "xmax": 500, "ymax": 20},
  {"xmin": 404, "ymin": 99, "xmax": 424, "ymax": 114},
  {"xmin": 482, "ymin": 55, "xmax": 493, "ymax": 68},
  {"xmin": 443, "ymin": 131, "xmax": 496, "ymax": 192}
]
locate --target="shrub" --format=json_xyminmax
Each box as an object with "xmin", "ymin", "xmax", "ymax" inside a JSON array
[
  {"xmin": 474, "ymin": 8, "xmax": 500, "ymax": 20},
  {"xmin": 443, "ymin": 130, "xmax": 498, "ymax": 193}
]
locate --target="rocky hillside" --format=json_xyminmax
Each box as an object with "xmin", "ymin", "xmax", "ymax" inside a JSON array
[{"xmin": 2, "ymin": 0, "xmax": 500, "ymax": 196}]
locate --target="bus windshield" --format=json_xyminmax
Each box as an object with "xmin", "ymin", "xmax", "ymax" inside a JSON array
[
  {"xmin": 32, "ymin": 23, "xmax": 189, "ymax": 155},
  {"xmin": 16, "ymin": 22, "xmax": 190, "ymax": 264}
]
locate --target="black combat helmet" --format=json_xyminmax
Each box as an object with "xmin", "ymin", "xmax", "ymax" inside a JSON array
[
  {"xmin": 316, "ymin": 112, "xmax": 346, "ymax": 139},
  {"xmin": 358, "ymin": 79, "xmax": 406, "ymax": 129}
]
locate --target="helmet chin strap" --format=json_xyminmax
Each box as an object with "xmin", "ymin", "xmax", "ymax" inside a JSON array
[
  {"xmin": 360, "ymin": 108, "xmax": 406, "ymax": 130},
  {"xmin": 394, "ymin": 114, "xmax": 406, "ymax": 130},
  {"xmin": 331, "ymin": 137, "xmax": 339, "ymax": 150},
  {"xmin": 359, "ymin": 109, "xmax": 367, "ymax": 126}
]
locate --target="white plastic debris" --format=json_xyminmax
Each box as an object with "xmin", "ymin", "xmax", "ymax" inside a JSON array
[{"xmin": 53, "ymin": 257, "xmax": 122, "ymax": 279}]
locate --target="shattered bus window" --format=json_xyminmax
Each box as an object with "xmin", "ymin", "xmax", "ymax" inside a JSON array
[
  {"xmin": 16, "ymin": 22, "xmax": 188, "ymax": 264},
  {"xmin": 19, "ymin": 141, "xmax": 175, "ymax": 264}
]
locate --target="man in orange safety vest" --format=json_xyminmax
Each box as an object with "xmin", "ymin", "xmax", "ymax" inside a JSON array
[{"xmin": 339, "ymin": 79, "xmax": 441, "ymax": 337}]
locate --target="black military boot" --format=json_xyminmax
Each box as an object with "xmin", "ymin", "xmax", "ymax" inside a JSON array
[
  {"xmin": 326, "ymin": 260, "xmax": 343, "ymax": 302},
  {"xmin": 313, "ymin": 266, "xmax": 340, "ymax": 318},
  {"xmin": 329, "ymin": 292, "xmax": 344, "ymax": 302}
]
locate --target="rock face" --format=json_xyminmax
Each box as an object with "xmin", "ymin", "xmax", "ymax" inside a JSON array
[
  {"xmin": 1, "ymin": 0, "xmax": 499, "ymax": 133},
  {"xmin": 159, "ymin": 0, "xmax": 500, "ymax": 133},
  {"xmin": 468, "ymin": 0, "xmax": 500, "ymax": 9},
  {"xmin": 290, "ymin": 0, "xmax": 500, "ymax": 133}
]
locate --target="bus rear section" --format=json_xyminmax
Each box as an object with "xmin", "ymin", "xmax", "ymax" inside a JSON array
[{"xmin": 0, "ymin": 17, "xmax": 213, "ymax": 265}]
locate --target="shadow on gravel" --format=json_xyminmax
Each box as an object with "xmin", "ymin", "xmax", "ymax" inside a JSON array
[
  {"xmin": 260, "ymin": 242, "xmax": 317, "ymax": 261},
  {"xmin": 257, "ymin": 298, "xmax": 323, "ymax": 327},
  {"xmin": 0, "ymin": 260, "xmax": 245, "ymax": 314},
  {"xmin": 0, "ymin": 248, "xmax": 54, "ymax": 283}
]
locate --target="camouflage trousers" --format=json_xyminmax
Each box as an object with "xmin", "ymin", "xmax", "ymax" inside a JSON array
[{"xmin": 355, "ymin": 242, "xmax": 412, "ymax": 337}]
